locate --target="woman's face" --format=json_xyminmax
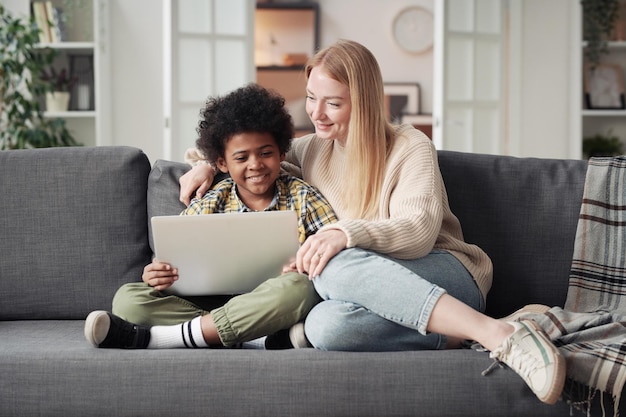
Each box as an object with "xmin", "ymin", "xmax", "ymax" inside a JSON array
[{"xmin": 305, "ymin": 66, "xmax": 352, "ymax": 145}]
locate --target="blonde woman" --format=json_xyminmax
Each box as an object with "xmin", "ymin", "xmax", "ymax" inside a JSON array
[{"xmin": 180, "ymin": 40, "xmax": 565, "ymax": 405}]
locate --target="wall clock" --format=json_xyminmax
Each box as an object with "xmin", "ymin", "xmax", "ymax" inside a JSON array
[{"xmin": 392, "ymin": 6, "xmax": 434, "ymax": 54}]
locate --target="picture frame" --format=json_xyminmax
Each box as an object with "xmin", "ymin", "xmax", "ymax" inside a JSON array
[
  {"xmin": 584, "ymin": 63, "xmax": 626, "ymax": 110},
  {"xmin": 383, "ymin": 83, "xmax": 421, "ymax": 123}
]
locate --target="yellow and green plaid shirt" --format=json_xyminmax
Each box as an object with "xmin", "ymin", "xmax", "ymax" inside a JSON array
[{"xmin": 182, "ymin": 174, "xmax": 337, "ymax": 244}]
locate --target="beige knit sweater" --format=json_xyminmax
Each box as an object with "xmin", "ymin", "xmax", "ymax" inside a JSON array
[{"xmin": 185, "ymin": 124, "xmax": 493, "ymax": 298}]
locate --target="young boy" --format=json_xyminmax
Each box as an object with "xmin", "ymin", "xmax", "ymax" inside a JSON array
[{"xmin": 84, "ymin": 84, "xmax": 337, "ymax": 350}]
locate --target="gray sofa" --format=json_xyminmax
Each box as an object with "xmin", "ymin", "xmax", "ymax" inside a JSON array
[{"xmin": 0, "ymin": 145, "xmax": 617, "ymax": 416}]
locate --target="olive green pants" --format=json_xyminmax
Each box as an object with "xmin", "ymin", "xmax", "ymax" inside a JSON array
[{"xmin": 111, "ymin": 272, "xmax": 321, "ymax": 347}]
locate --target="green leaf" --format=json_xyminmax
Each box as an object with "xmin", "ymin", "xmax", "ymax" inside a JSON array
[{"xmin": 0, "ymin": 4, "xmax": 81, "ymax": 150}]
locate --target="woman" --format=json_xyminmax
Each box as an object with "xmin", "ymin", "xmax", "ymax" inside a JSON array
[{"xmin": 181, "ymin": 39, "xmax": 565, "ymax": 405}]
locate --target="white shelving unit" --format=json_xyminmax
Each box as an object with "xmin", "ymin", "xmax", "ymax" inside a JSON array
[{"xmin": 11, "ymin": 0, "xmax": 110, "ymax": 147}]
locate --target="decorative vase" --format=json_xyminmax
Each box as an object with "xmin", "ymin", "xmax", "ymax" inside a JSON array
[
  {"xmin": 45, "ymin": 91, "xmax": 70, "ymax": 112},
  {"xmin": 76, "ymin": 84, "xmax": 90, "ymax": 110}
]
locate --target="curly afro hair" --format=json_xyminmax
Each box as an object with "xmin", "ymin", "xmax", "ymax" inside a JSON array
[{"xmin": 196, "ymin": 84, "xmax": 294, "ymax": 164}]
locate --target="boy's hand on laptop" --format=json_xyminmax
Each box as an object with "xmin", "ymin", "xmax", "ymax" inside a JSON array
[
  {"xmin": 296, "ymin": 230, "xmax": 347, "ymax": 279},
  {"xmin": 282, "ymin": 259, "xmax": 297, "ymax": 274},
  {"xmin": 143, "ymin": 259, "xmax": 179, "ymax": 291}
]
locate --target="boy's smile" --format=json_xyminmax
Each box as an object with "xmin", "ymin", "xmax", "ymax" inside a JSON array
[
  {"xmin": 216, "ymin": 132, "xmax": 285, "ymax": 211},
  {"xmin": 246, "ymin": 173, "xmax": 270, "ymax": 182}
]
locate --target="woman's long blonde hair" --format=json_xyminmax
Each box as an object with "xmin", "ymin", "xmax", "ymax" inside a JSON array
[{"xmin": 305, "ymin": 40, "xmax": 395, "ymax": 220}]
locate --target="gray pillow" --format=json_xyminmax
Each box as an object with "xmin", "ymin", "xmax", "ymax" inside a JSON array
[
  {"xmin": 147, "ymin": 160, "xmax": 191, "ymax": 253},
  {"xmin": 0, "ymin": 146, "xmax": 153, "ymax": 320}
]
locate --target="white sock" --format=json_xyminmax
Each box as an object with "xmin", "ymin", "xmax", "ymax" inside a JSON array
[{"xmin": 147, "ymin": 316, "xmax": 209, "ymax": 349}]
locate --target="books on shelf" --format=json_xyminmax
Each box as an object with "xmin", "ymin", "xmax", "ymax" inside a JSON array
[{"xmin": 31, "ymin": 1, "xmax": 65, "ymax": 44}]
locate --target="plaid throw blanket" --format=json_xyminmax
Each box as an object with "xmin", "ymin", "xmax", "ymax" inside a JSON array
[{"xmin": 525, "ymin": 157, "xmax": 626, "ymax": 415}]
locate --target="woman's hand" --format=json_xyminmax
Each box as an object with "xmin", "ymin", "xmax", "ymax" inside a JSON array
[
  {"xmin": 142, "ymin": 259, "xmax": 178, "ymax": 291},
  {"xmin": 179, "ymin": 164, "xmax": 216, "ymax": 206},
  {"xmin": 296, "ymin": 229, "xmax": 347, "ymax": 279}
]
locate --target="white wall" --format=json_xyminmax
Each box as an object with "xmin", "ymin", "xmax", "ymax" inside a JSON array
[
  {"xmin": 3, "ymin": 0, "xmax": 29, "ymax": 16},
  {"xmin": 109, "ymin": 1, "xmax": 164, "ymax": 164},
  {"xmin": 317, "ymin": 0, "xmax": 434, "ymax": 114},
  {"xmin": 516, "ymin": 0, "xmax": 576, "ymax": 159}
]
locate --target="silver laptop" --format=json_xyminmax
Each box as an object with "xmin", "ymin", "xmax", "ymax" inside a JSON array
[{"xmin": 150, "ymin": 211, "xmax": 299, "ymax": 296}]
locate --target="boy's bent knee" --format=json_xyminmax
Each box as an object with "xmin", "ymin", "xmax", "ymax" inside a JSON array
[
  {"xmin": 111, "ymin": 282, "xmax": 156, "ymax": 324},
  {"xmin": 263, "ymin": 272, "xmax": 319, "ymax": 309},
  {"xmin": 113, "ymin": 283, "xmax": 205, "ymax": 326}
]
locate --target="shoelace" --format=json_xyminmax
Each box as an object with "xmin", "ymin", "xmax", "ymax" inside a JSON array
[
  {"xmin": 482, "ymin": 339, "xmax": 544, "ymax": 380},
  {"xmin": 481, "ymin": 359, "xmax": 504, "ymax": 376}
]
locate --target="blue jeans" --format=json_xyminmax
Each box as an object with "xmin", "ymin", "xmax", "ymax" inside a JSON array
[{"xmin": 305, "ymin": 248, "xmax": 485, "ymax": 351}]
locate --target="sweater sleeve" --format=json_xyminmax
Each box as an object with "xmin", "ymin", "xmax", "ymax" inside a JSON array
[
  {"xmin": 184, "ymin": 147, "xmax": 209, "ymax": 166},
  {"xmin": 320, "ymin": 130, "xmax": 444, "ymax": 259},
  {"xmin": 281, "ymin": 134, "xmax": 316, "ymax": 178}
]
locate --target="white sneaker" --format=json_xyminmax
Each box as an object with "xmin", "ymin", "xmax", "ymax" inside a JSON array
[
  {"xmin": 498, "ymin": 304, "xmax": 551, "ymax": 322},
  {"xmin": 487, "ymin": 320, "xmax": 565, "ymax": 405},
  {"xmin": 288, "ymin": 322, "xmax": 311, "ymax": 348}
]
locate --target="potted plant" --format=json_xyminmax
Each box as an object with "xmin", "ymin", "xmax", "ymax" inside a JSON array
[
  {"xmin": 41, "ymin": 67, "xmax": 77, "ymax": 112},
  {"xmin": 0, "ymin": 4, "xmax": 80, "ymax": 149},
  {"xmin": 582, "ymin": 0, "xmax": 621, "ymax": 67},
  {"xmin": 583, "ymin": 129, "xmax": 624, "ymax": 158}
]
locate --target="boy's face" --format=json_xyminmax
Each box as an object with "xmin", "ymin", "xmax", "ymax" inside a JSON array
[{"xmin": 216, "ymin": 132, "xmax": 285, "ymax": 211}]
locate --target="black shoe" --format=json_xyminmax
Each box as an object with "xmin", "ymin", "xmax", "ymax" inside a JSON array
[
  {"xmin": 265, "ymin": 328, "xmax": 293, "ymax": 350},
  {"xmin": 265, "ymin": 322, "xmax": 311, "ymax": 350},
  {"xmin": 84, "ymin": 310, "xmax": 151, "ymax": 349}
]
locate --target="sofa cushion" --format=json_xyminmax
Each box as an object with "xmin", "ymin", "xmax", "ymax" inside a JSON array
[
  {"xmin": 0, "ymin": 146, "xmax": 152, "ymax": 320},
  {"xmin": 0, "ymin": 320, "xmax": 577, "ymax": 417},
  {"xmin": 438, "ymin": 151, "xmax": 588, "ymax": 318},
  {"xmin": 146, "ymin": 159, "xmax": 190, "ymax": 252}
]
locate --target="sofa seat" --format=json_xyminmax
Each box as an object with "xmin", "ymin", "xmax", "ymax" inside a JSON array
[{"xmin": 0, "ymin": 320, "xmax": 573, "ymax": 416}]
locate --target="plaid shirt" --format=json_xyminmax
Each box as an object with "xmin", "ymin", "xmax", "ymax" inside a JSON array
[{"xmin": 182, "ymin": 174, "xmax": 337, "ymax": 244}]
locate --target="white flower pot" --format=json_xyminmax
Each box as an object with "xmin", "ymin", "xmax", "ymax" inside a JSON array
[{"xmin": 45, "ymin": 92, "xmax": 70, "ymax": 112}]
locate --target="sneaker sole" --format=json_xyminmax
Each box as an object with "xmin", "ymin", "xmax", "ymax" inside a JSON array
[
  {"xmin": 521, "ymin": 319, "xmax": 566, "ymax": 405},
  {"xmin": 84, "ymin": 310, "xmax": 110, "ymax": 348},
  {"xmin": 288, "ymin": 322, "xmax": 311, "ymax": 349}
]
